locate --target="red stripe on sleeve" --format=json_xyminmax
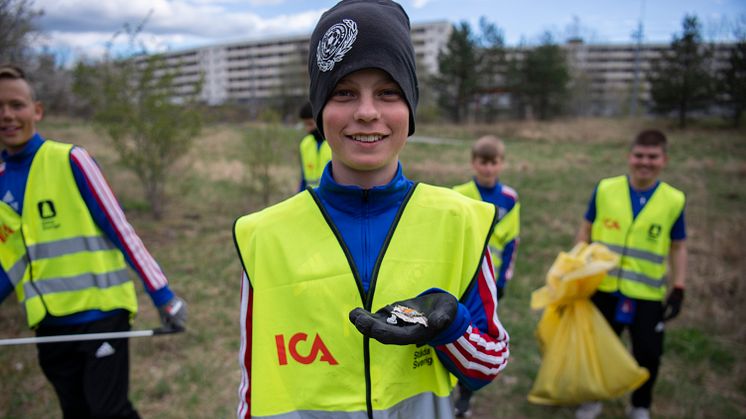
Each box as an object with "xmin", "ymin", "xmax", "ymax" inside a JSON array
[
  {"xmin": 476, "ymin": 250, "xmax": 501, "ymax": 337},
  {"xmin": 70, "ymin": 147, "xmax": 168, "ymax": 290}
]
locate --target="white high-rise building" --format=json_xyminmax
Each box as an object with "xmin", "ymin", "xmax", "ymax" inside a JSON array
[{"xmin": 155, "ymin": 21, "xmax": 453, "ymax": 106}]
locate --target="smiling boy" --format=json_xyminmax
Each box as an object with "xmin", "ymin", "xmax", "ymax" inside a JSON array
[
  {"xmin": 0, "ymin": 64, "xmax": 187, "ymax": 418},
  {"xmin": 575, "ymin": 129, "xmax": 687, "ymax": 419},
  {"xmin": 232, "ymin": 1, "xmax": 509, "ymax": 418}
]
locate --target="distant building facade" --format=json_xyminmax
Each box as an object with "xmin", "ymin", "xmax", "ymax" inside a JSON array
[
  {"xmin": 562, "ymin": 40, "xmax": 734, "ymax": 116},
  {"xmin": 153, "ymin": 21, "xmax": 733, "ymax": 117},
  {"xmin": 156, "ymin": 21, "xmax": 452, "ymax": 106}
]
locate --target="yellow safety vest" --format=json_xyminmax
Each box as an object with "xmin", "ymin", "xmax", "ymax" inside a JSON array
[
  {"xmin": 234, "ymin": 183, "xmax": 495, "ymax": 418},
  {"xmin": 299, "ymin": 134, "xmax": 332, "ymax": 188},
  {"xmin": 0, "ymin": 140, "xmax": 137, "ymax": 328},
  {"xmin": 453, "ymin": 180, "xmax": 520, "ymax": 278},
  {"xmin": 591, "ymin": 175, "xmax": 685, "ymax": 301}
]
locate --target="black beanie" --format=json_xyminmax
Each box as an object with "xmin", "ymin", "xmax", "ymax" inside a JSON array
[{"xmin": 308, "ymin": 0, "xmax": 419, "ymax": 138}]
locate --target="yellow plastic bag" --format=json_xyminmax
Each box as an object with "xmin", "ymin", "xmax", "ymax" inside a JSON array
[{"xmin": 527, "ymin": 243, "xmax": 650, "ymax": 406}]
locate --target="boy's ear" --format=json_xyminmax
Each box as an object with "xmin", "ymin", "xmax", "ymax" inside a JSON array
[{"xmin": 33, "ymin": 101, "xmax": 44, "ymax": 122}]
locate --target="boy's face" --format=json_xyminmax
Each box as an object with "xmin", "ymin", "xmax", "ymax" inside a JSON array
[
  {"xmin": 628, "ymin": 144, "xmax": 667, "ymax": 187},
  {"xmin": 0, "ymin": 78, "xmax": 43, "ymax": 154},
  {"xmin": 322, "ymin": 68, "xmax": 409, "ymax": 187},
  {"xmin": 472, "ymin": 156, "xmax": 503, "ymax": 188}
]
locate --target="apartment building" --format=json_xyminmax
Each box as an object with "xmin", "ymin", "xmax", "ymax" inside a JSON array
[
  {"xmin": 156, "ymin": 21, "xmax": 452, "ymax": 106},
  {"xmin": 155, "ymin": 21, "xmax": 733, "ymax": 116},
  {"xmin": 563, "ymin": 39, "xmax": 734, "ymax": 115}
]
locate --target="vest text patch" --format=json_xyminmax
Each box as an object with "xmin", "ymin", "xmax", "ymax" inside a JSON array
[{"xmin": 275, "ymin": 333, "xmax": 338, "ymax": 366}]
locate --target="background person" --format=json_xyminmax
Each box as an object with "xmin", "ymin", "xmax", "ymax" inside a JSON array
[
  {"xmin": 0, "ymin": 64, "xmax": 187, "ymax": 419},
  {"xmin": 575, "ymin": 129, "xmax": 687, "ymax": 419},
  {"xmin": 297, "ymin": 101, "xmax": 331, "ymax": 191},
  {"xmin": 452, "ymin": 134, "xmax": 520, "ymax": 417},
  {"xmin": 233, "ymin": 1, "xmax": 509, "ymax": 417}
]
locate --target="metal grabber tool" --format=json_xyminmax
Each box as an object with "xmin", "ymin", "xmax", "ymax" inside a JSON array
[{"xmin": 0, "ymin": 326, "xmax": 184, "ymax": 346}]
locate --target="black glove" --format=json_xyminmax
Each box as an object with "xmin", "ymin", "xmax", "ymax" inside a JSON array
[
  {"xmin": 662, "ymin": 287, "xmax": 684, "ymax": 321},
  {"xmin": 349, "ymin": 292, "xmax": 458, "ymax": 346},
  {"xmin": 158, "ymin": 296, "xmax": 187, "ymax": 331}
]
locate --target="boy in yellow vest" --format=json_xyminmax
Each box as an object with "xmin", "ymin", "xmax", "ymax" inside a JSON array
[
  {"xmin": 452, "ymin": 135, "xmax": 520, "ymax": 417},
  {"xmin": 233, "ymin": 1, "xmax": 510, "ymax": 418},
  {"xmin": 297, "ymin": 101, "xmax": 331, "ymax": 191},
  {"xmin": 0, "ymin": 64, "xmax": 187, "ymax": 418},
  {"xmin": 575, "ymin": 129, "xmax": 687, "ymax": 419}
]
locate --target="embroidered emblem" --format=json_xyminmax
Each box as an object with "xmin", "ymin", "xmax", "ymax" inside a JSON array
[{"xmin": 317, "ymin": 19, "xmax": 358, "ymax": 72}]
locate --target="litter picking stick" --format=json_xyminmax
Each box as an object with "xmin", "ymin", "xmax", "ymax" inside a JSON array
[{"xmin": 0, "ymin": 327, "xmax": 183, "ymax": 346}]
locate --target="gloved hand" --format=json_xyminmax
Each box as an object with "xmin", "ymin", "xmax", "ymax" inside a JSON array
[
  {"xmin": 158, "ymin": 296, "xmax": 187, "ymax": 331},
  {"xmin": 349, "ymin": 292, "xmax": 457, "ymax": 346},
  {"xmin": 662, "ymin": 287, "xmax": 684, "ymax": 321}
]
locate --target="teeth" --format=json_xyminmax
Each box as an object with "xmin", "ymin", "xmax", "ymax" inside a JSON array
[{"xmin": 352, "ymin": 135, "xmax": 382, "ymax": 143}]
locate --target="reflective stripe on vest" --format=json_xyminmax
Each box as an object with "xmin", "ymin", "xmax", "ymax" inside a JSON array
[
  {"xmin": 250, "ymin": 392, "xmax": 452, "ymax": 419},
  {"xmin": 591, "ymin": 175, "xmax": 685, "ymax": 301},
  {"xmin": 27, "ymin": 236, "xmax": 117, "ymax": 259},
  {"xmin": 234, "ymin": 183, "xmax": 495, "ymax": 418},
  {"xmin": 6, "ymin": 256, "xmax": 28, "ymax": 287},
  {"xmin": 1, "ymin": 140, "xmax": 138, "ymax": 328},
  {"xmin": 23, "ymin": 269, "xmax": 130, "ymax": 299},
  {"xmin": 0, "ymin": 202, "xmax": 29, "ymax": 289},
  {"xmin": 299, "ymin": 134, "xmax": 332, "ymax": 188}
]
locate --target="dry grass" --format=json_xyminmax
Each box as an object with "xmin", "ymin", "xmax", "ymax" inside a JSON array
[{"xmin": 0, "ymin": 117, "xmax": 744, "ymax": 418}]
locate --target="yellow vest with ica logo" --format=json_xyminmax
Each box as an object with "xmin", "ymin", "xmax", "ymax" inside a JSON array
[
  {"xmin": 299, "ymin": 134, "xmax": 332, "ymax": 188},
  {"xmin": 234, "ymin": 183, "xmax": 495, "ymax": 418},
  {"xmin": 453, "ymin": 180, "xmax": 520, "ymax": 279},
  {"xmin": 0, "ymin": 140, "xmax": 137, "ymax": 328},
  {"xmin": 592, "ymin": 175, "xmax": 685, "ymax": 301}
]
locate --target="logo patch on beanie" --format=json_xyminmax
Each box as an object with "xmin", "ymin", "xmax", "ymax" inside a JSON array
[{"xmin": 317, "ymin": 19, "xmax": 358, "ymax": 72}]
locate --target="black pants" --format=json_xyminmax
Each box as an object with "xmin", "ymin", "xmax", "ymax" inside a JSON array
[
  {"xmin": 36, "ymin": 311, "xmax": 140, "ymax": 419},
  {"xmin": 591, "ymin": 291, "xmax": 664, "ymax": 409}
]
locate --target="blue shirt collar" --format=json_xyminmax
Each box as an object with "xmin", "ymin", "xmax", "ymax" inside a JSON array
[
  {"xmin": 473, "ymin": 177, "xmax": 501, "ymax": 194},
  {"xmin": 316, "ymin": 162, "xmax": 413, "ymax": 215},
  {"xmin": 2, "ymin": 133, "xmax": 44, "ymax": 164},
  {"xmin": 626, "ymin": 175, "xmax": 659, "ymax": 193}
]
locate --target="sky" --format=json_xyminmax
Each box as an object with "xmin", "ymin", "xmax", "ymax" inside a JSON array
[{"xmin": 34, "ymin": 0, "xmax": 745, "ymax": 63}]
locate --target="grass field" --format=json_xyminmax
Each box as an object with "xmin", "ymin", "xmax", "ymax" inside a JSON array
[{"xmin": 0, "ymin": 117, "xmax": 744, "ymax": 418}]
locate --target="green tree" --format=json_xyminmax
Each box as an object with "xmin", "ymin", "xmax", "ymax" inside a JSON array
[
  {"xmin": 648, "ymin": 15, "xmax": 714, "ymax": 128},
  {"xmin": 0, "ymin": 0, "xmax": 42, "ymax": 63},
  {"xmin": 507, "ymin": 33, "xmax": 570, "ymax": 120},
  {"xmin": 242, "ymin": 110, "xmax": 284, "ymax": 207},
  {"xmin": 432, "ymin": 21, "xmax": 479, "ymax": 123},
  {"xmin": 718, "ymin": 21, "xmax": 746, "ymax": 127},
  {"xmin": 271, "ymin": 43, "xmax": 308, "ymax": 121},
  {"xmin": 474, "ymin": 17, "xmax": 506, "ymax": 123},
  {"xmin": 74, "ymin": 21, "xmax": 203, "ymax": 219}
]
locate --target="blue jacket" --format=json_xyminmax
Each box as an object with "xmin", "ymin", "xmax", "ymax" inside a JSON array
[{"xmin": 0, "ymin": 134, "xmax": 173, "ymax": 326}]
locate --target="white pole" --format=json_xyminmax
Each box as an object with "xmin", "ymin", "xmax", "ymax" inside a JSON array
[{"xmin": 0, "ymin": 328, "xmax": 181, "ymax": 346}]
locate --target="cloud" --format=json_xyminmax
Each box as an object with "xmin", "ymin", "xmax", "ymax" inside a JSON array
[
  {"xmin": 34, "ymin": 0, "xmax": 325, "ymax": 60},
  {"xmin": 411, "ymin": 0, "xmax": 431, "ymax": 8}
]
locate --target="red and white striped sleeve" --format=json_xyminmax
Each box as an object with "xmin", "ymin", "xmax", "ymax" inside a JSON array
[
  {"xmin": 436, "ymin": 249, "xmax": 510, "ymax": 387},
  {"xmin": 70, "ymin": 147, "xmax": 169, "ymax": 291}
]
